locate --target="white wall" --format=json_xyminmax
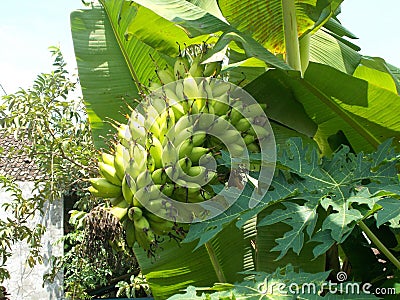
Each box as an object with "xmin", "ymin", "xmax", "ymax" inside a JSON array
[{"xmin": 0, "ymin": 181, "xmax": 64, "ymax": 299}]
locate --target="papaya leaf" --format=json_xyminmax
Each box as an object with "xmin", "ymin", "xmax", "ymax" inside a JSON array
[
  {"xmin": 186, "ymin": 138, "xmax": 400, "ymax": 260},
  {"xmin": 309, "ymin": 230, "xmax": 335, "ymax": 259},
  {"xmin": 257, "ymin": 201, "xmax": 319, "ymax": 260},
  {"xmin": 168, "ymin": 264, "xmax": 377, "ymax": 299},
  {"xmin": 183, "ymin": 173, "xmax": 299, "ymax": 249},
  {"xmin": 376, "ymin": 198, "xmax": 400, "ymax": 228}
]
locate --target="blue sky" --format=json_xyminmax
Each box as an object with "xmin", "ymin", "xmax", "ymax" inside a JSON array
[{"xmin": 0, "ymin": 0, "xmax": 399, "ymax": 95}]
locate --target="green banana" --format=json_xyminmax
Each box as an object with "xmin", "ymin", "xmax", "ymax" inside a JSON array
[
  {"xmin": 189, "ymin": 147, "xmax": 209, "ymax": 164},
  {"xmin": 165, "ymin": 165, "xmax": 179, "ymax": 182},
  {"xmin": 136, "ymin": 169, "xmax": 152, "ymax": 189},
  {"xmin": 229, "ymin": 143, "xmax": 245, "ymax": 157},
  {"xmin": 135, "ymin": 217, "xmax": 158, "ymax": 248},
  {"xmin": 125, "ymin": 220, "xmax": 136, "ymax": 247},
  {"xmin": 114, "ymin": 144, "xmax": 130, "ymax": 180},
  {"xmin": 188, "ymin": 55, "xmax": 204, "ymax": 77},
  {"xmin": 98, "ymin": 162, "xmax": 122, "ymax": 186},
  {"xmin": 89, "ymin": 178, "xmax": 122, "ymax": 198},
  {"xmin": 108, "ymin": 199, "xmax": 130, "ymax": 220},
  {"xmin": 147, "ymin": 134, "xmax": 163, "ymax": 169},
  {"xmin": 150, "ymin": 220, "xmax": 174, "ymax": 236},
  {"xmin": 192, "ymin": 131, "xmax": 207, "ymax": 147},
  {"xmin": 97, "ymin": 49, "xmax": 267, "ymax": 252},
  {"xmin": 162, "ymin": 140, "xmax": 178, "ymax": 167},
  {"xmin": 243, "ymin": 134, "xmax": 256, "ymax": 145},
  {"xmin": 174, "ymin": 55, "xmax": 189, "ymax": 80},
  {"xmin": 229, "ymin": 108, "xmax": 243, "ymax": 125},
  {"xmin": 148, "ymin": 80, "xmax": 162, "ymax": 91},
  {"xmin": 146, "ymin": 198, "xmax": 169, "ymax": 213},
  {"xmin": 247, "ymin": 142, "xmax": 260, "ymax": 153},
  {"xmin": 117, "ymin": 124, "xmax": 132, "ymax": 146},
  {"xmin": 161, "ymin": 183, "xmax": 175, "ymax": 197},
  {"xmin": 128, "ymin": 206, "xmax": 143, "ymax": 221},
  {"xmin": 183, "ymin": 76, "xmax": 199, "ymax": 99},
  {"xmin": 186, "ymin": 165, "xmax": 207, "ymax": 177},
  {"xmin": 198, "ymin": 78, "xmax": 213, "ymax": 99},
  {"xmin": 110, "ymin": 196, "xmax": 124, "ymax": 206},
  {"xmin": 151, "ymin": 168, "xmax": 167, "ymax": 185},
  {"xmin": 177, "ymin": 156, "xmax": 192, "ymax": 173},
  {"xmin": 128, "ymin": 119, "xmax": 146, "ymax": 144},
  {"xmin": 234, "ymin": 118, "xmax": 252, "ymax": 132},
  {"xmin": 101, "ymin": 152, "xmax": 115, "ymax": 166},
  {"xmin": 212, "ymin": 95, "xmax": 230, "ymax": 115},
  {"xmin": 209, "ymin": 115, "xmax": 230, "ymax": 135},
  {"xmin": 178, "ymin": 138, "xmax": 194, "ymax": 158},
  {"xmin": 156, "ymin": 68, "xmax": 175, "ymax": 85},
  {"xmin": 203, "ymin": 61, "xmax": 221, "ymax": 77},
  {"xmin": 87, "ymin": 186, "xmax": 104, "ymax": 198},
  {"xmin": 134, "ymin": 216, "xmax": 150, "ymax": 231},
  {"xmin": 121, "ymin": 174, "xmax": 136, "ymax": 205},
  {"xmin": 146, "ymin": 212, "xmax": 167, "ymax": 223},
  {"xmin": 220, "ymin": 130, "xmax": 241, "ymax": 145}
]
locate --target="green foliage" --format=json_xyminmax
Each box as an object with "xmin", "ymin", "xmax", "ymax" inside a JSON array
[
  {"xmin": 218, "ymin": 0, "xmax": 343, "ymax": 54},
  {"xmin": 45, "ymin": 209, "xmax": 138, "ymax": 300},
  {"xmin": 1, "ymin": 46, "xmax": 97, "ymax": 209},
  {"xmin": 68, "ymin": 1, "xmax": 400, "ymax": 299},
  {"xmin": 168, "ymin": 265, "xmax": 377, "ymax": 299},
  {"xmin": 0, "ymin": 175, "xmax": 45, "ymax": 283},
  {"xmin": 0, "ymin": 47, "xmax": 98, "ymax": 287},
  {"xmin": 0, "ymin": 48, "xmax": 137, "ymax": 298},
  {"xmin": 187, "ymin": 138, "xmax": 400, "ymax": 256},
  {"xmin": 133, "ymin": 221, "xmax": 255, "ymax": 299},
  {"xmin": 116, "ymin": 273, "xmax": 151, "ymax": 298},
  {"xmin": 71, "ymin": 5, "xmax": 139, "ymax": 149}
]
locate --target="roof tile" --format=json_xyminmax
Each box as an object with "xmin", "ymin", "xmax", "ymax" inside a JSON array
[{"xmin": 0, "ymin": 131, "xmax": 41, "ymax": 181}]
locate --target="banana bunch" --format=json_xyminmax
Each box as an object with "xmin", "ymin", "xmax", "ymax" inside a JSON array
[{"xmin": 89, "ymin": 46, "xmax": 270, "ymax": 256}]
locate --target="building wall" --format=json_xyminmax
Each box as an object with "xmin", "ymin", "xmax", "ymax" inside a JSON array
[{"xmin": 0, "ymin": 181, "xmax": 63, "ymax": 300}]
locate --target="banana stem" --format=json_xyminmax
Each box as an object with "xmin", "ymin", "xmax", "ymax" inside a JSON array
[
  {"xmin": 358, "ymin": 220, "xmax": 400, "ymax": 270},
  {"xmin": 299, "ymin": 33, "xmax": 311, "ymax": 74},
  {"xmin": 205, "ymin": 241, "xmax": 227, "ymax": 283},
  {"xmin": 282, "ymin": 0, "xmax": 302, "ymax": 72}
]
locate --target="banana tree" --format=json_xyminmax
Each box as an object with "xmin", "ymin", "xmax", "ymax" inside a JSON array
[{"xmin": 70, "ymin": 0, "xmax": 400, "ymax": 298}]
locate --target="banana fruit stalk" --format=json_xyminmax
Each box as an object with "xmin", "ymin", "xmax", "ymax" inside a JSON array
[{"xmin": 89, "ymin": 44, "xmax": 269, "ymax": 256}]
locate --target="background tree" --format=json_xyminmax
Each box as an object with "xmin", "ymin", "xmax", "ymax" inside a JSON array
[{"xmin": 64, "ymin": 0, "xmax": 400, "ymax": 298}]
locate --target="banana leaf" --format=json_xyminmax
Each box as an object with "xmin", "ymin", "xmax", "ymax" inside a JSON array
[
  {"xmin": 134, "ymin": 221, "xmax": 256, "ymax": 299},
  {"xmin": 247, "ymin": 65, "xmax": 400, "ymax": 154},
  {"xmin": 129, "ymin": 0, "xmax": 291, "ymax": 70},
  {"xmin": 71, "ymin": 7, "xmax": 138, "ymax": 149},
  {"xmin": 218, "ymin": 0, "xmax": 343, "ymax": 54},
  {"xmin": 71, "ymin": 2, "xmax": 173, "ymax": 149}
]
